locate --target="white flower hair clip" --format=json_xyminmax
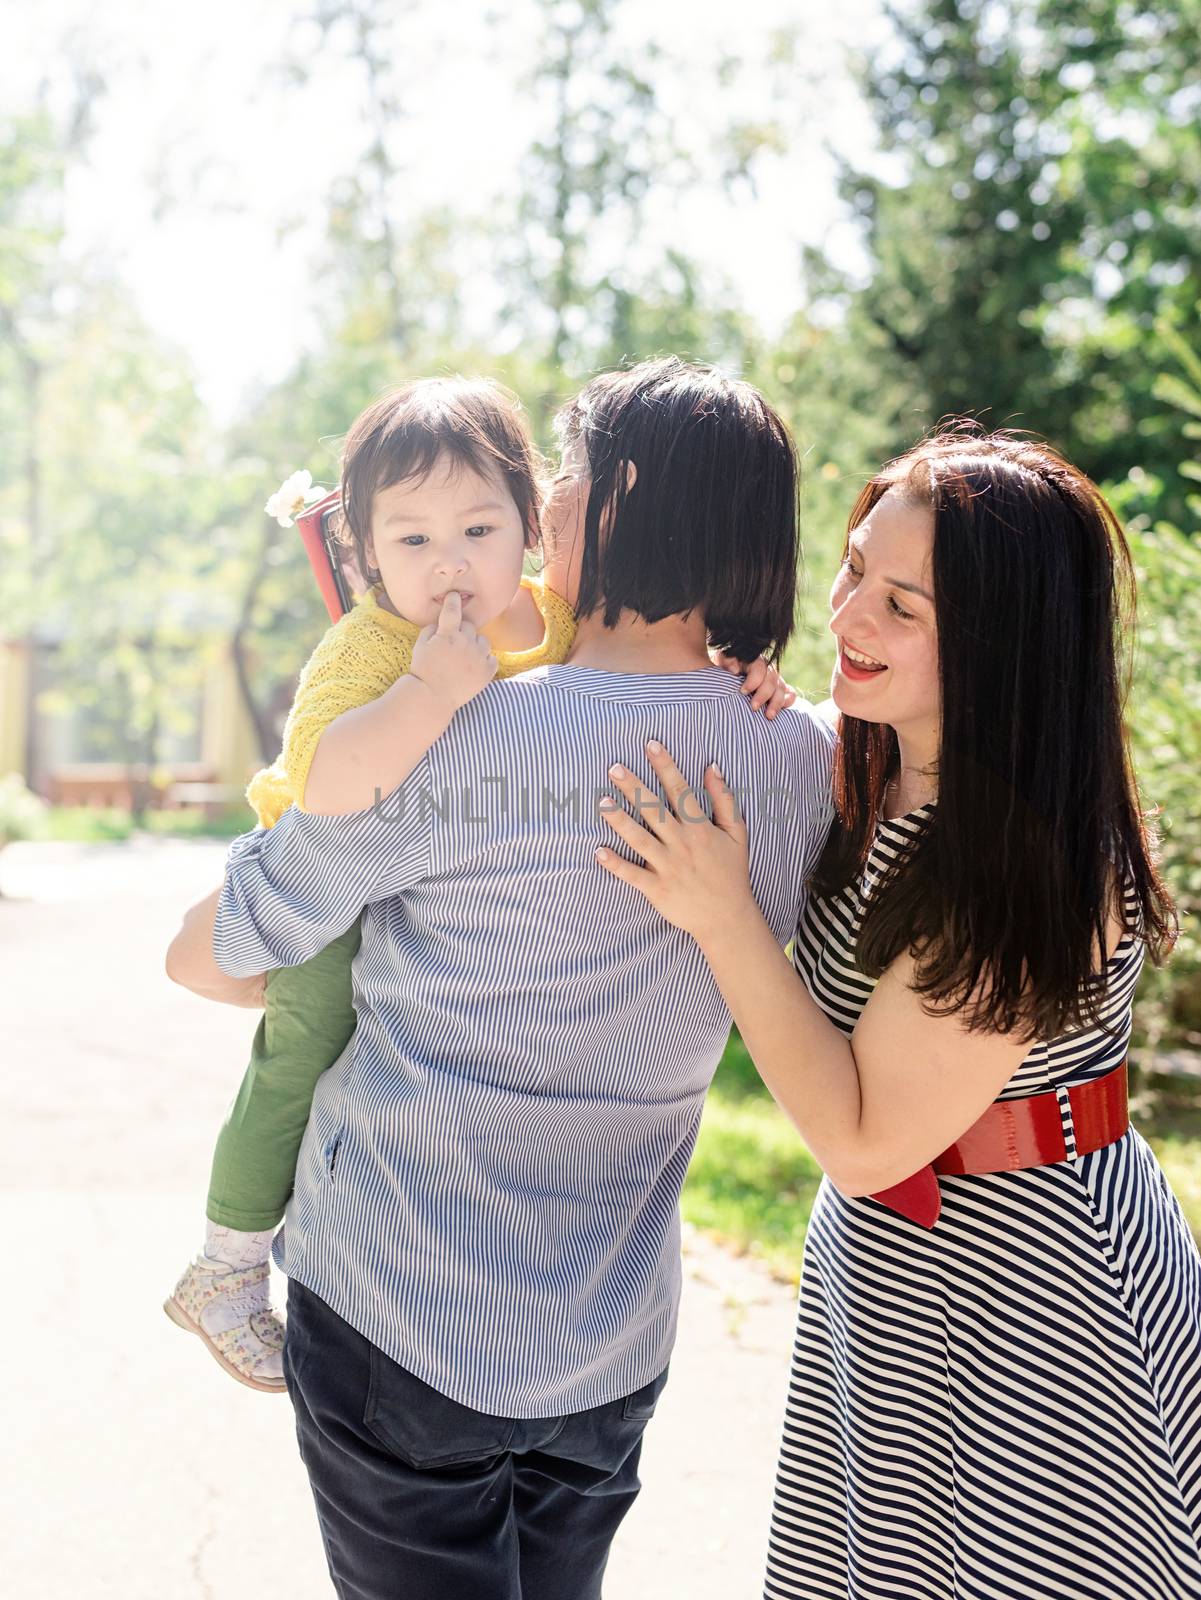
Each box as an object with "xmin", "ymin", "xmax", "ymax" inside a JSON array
[{"xmin": 264, "ymin": 469, "xmax": 327, "ymax": 528}]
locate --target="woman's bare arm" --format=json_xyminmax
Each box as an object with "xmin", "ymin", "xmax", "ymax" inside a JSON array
[
  {"xmin": 164, "ymin": 884, "xmax": 266, "ymax": 1008},
  {"xmin": 594, "ymin": 744, "xmax": 1038, "ymax": 1194}
]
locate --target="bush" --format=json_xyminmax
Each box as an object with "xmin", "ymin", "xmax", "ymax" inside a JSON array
[
  {"xmin": 1127, "ymin": 516, "xmax": 1201, "ymax": 1049},
  {"xmin": 1121, "ymin": 313, "xmax": 1201, "ymax": 1050},
  {"xmin": 0, "ymin": 774, "xmax": 48, "ymax": 850}
]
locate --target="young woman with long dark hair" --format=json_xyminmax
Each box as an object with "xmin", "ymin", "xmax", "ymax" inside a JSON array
[{"xmin": 595, "ymin": 428, "xmax": 1201, "ymax": 1599}]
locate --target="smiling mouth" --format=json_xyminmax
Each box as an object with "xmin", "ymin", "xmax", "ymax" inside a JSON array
[{"xmin": 838, "ymin": 644, "xmax": 888, "ymax": 677}]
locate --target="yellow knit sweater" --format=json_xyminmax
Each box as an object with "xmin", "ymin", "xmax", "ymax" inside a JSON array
[{"xmin": 246, "ymin": 577, "xmax": 578, "ymax": 828}]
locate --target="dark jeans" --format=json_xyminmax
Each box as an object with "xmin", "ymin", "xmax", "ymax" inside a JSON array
[{"xmin": 283, "ymin": 1279, "xmax": 669, "ymax": 1600}]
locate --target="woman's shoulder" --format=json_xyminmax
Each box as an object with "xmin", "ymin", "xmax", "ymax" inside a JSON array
[
  {"xmin": 748, "ymin": 695, "xmax": 839, "ymax": 758},
  {"xmin": 853, "ymin": 804, "xmax": 936, "ymax": 893},
  {"xmin": 1102, "ymin": 869, "xmax": 1146, "ymax": 965}
]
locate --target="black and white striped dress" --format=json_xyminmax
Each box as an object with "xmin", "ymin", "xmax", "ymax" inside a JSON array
[{"xmin": 765, "ymin": 806, "xmax": 1201, "ymax": 1600}]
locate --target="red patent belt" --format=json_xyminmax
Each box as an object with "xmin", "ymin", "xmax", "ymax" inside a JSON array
[{"xmin": 869, "ymin": 1061, "xmax": 1129, "ymax": 1228}]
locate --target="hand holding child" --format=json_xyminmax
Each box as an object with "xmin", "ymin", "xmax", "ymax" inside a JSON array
[
  {"xmin": 410, "ymin": 591, "xmax": 499, "ymax": 716},
  {"xmin": 710, "ymin": 649, "xmax": 798, "ymax": 719}
]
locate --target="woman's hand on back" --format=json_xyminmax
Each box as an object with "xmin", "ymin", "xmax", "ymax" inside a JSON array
[
  {"xmin": 595, "ymin": 742, "xmax": 760, "ymax": 946},
  {"xmin": 711, "ymin": 649, "xmax": 797, "ymax": 718}
]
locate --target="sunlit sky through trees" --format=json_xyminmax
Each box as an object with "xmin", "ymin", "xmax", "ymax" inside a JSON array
[{"xmin": 12, "ymin": 0, "xmax": 888, "ymax": 419}]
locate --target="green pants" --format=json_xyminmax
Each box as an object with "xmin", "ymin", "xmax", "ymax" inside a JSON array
[{"xmin": 206, "ymin": 919, "xmax": 363, "ymax": 1232}]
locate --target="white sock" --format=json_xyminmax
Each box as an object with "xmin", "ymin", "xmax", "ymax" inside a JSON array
[{"xmin": 203, "ymin": 1220, "xmax": 276, "ymax": 1272}]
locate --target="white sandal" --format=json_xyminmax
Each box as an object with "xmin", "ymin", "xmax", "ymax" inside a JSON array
[{"xmin": 164, "ymin": 1255, "xmax": 287, "ymax": 1394}]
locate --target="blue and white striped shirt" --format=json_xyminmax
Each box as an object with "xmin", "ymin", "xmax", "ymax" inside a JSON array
[{"xmin": 214, "ymin": 663, "xmax": 834, "ymax": 1416}]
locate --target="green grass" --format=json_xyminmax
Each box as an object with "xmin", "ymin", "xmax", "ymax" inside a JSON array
[
  {"xmin": 139, "ymin": 807, "xmax": 253, "ymax": 840},
  {"xmin": 33, "ymin": 805, "xmax": 254, "ymax": 843},
  {"xmin": 1154, "ymin": 1137, "xmax": 1201, "ymax": 1224},
  {"xmin": 35, "ymin": 807, "xmax": 136, "ymax": 842},
  {"xmin": 1144, "ymin": 1101, "xmax": 1201, "ymax": 1230},
  {"xmin": 682, "ymin": 1033, "xmax": 1201, "ymax": 1279},
  {"xmin": 681, "ymin": 1033, "xmax": 820, "ymax": 1281}
]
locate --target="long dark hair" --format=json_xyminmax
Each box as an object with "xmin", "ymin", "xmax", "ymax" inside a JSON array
[
  {"xmin": 554, "ymin": 357, "xmax": 799, "ymax": 663},
  {"xmin": 813, "ymin": 426, "xmax": 1177, "ymax": 1041}
]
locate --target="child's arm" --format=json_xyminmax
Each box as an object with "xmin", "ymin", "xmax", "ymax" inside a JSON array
[
  {"xmin": 303, "ymin": 592, "xmax": 496, "ymax": 816},
  {"xmin": 539, "ymin": 542, "xmax": 795, "ymax": 720},
  {"xmin": 710, "ymin": 649, "xmax": 797, "ymax": 719},
  {"xmin": 167, "ymin": 596, "xmax": 490, "ymax": 996}
]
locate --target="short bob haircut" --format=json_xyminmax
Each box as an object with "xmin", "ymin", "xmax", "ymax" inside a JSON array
[
  {"xmin": 554, "ymin": 356, "xmax": 799, "ymax": 664},
  {"xmin": 338, "ymin": 377, "xmax": 544, "ymax": 587},
  {"xmin": 813, "ymin": 424, "xmax": 1177, "ymax": 1043}
]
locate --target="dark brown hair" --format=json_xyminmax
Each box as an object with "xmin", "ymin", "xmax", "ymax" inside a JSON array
[
  {"xmin": 554, "ymin": 356, "xmax": 800, "ymax": 663},
  {"xmin": 814, "ymin": 424, "xmax": 1177, "ymax": 1041},
  {"xmin": 337, "ymin": 377, "xmax": 544, "ymax": 586}
]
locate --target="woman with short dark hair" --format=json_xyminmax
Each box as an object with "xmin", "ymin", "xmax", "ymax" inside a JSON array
[
  {"xmin": 551, "ymin": 355, "xmax": 800, "ymax": 666},
  {"xmin": 596, "ymin": 427, "xmax": 1201, "ymax": 1599},
  {"xmin": 169, "ymin": 355, "xmax": 835, "ymax": 1600}
]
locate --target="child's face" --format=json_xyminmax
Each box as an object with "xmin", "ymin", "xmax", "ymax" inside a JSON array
[{"xmin": 365, "ymin": 455, "xmax": 529, "ymax": 628}]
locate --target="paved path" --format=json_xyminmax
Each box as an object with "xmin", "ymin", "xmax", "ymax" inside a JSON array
[{"xmin": 1, "ymin": 838, "xmax": 800, "ymax": 1600}]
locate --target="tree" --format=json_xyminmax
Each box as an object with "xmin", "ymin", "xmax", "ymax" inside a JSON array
[
  {"xmin": 512, "ymin": 0, "xmax": 666, "ymax": 386},
  {"xmin": 0, "ymin": 109, "xmax": 73, "ymax": 638},
  {"xmin": 503, "ymin": 0, "xmax": 781, "ymax": 410},
  {"xmin": 296, "ymin": 0, "xmax": 424, "ymax": 358},
  {"xmin": 0, "ymin": 92, "xmax": 257, "ymax": 809},
  {"xmin": 1123, "ymin": 309, "xmax": 1201, "ymax": 1048},
  {"xmin": 815, "ymin": 0, "xmax": 1201, "ymax": 519},
  {"xmin": 33, "ymin": 278, "xmax": 242, "ymax": 810}
]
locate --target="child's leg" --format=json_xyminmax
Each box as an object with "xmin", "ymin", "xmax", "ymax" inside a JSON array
[
  {"xmin": 165, "ymin": 918, "xmax": 363, "ymax": 1392},
  {"xmin": 206, "ymin": 916, "xmax": 363, "ymax": 1233}
]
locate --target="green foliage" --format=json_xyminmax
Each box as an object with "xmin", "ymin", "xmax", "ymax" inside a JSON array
[
  {"xmin": 514, "ymin": 0, "xmax": 665, "ymax": 377},
  {"xmin": 0, "ymin": 105, "xmax": 252, "ymax": 780},
  {"xmin": 1127, "ymin": 516, "xmax": 1201, "ymax": 1045},
  {"xmin": 818, "ymin": 0, "xmax": 1201, "ymax": 521},
  {"xmin": 1123, "ymin": 310, "xmax": 1201, "ymax": 1048},
  {"xmin": 4, "ymin": 5, "xmax": 1200, "ymax": 1269},
  {"xmin": 0, "ymin": 774, "xmax": 47, "ymax": 848},
  {"xmin": 681, "ymin": 1033, "xmax": 822, "ymax": 1277},
  {"xmin": 7, "ymin": 4, "xmax": 1201, "ymax": 1057}
]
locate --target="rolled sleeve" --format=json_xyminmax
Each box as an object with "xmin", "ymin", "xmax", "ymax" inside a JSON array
[{"xmin": 213, "ymin": 772, "xmax": 434, "ymax": 976}]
